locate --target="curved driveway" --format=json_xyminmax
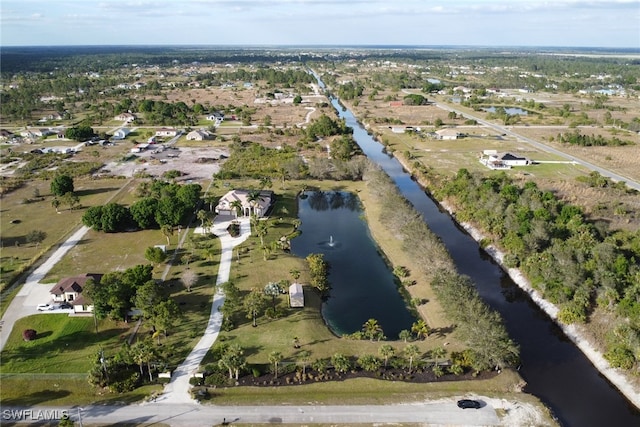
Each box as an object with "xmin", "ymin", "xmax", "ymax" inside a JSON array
[
  {"xmin": 159, "ymin": 216, "xmax": 250, "ymax": 404},
  {"xmin": 434, "ymin": 102, "xmax": 640, "ymax": 191}
]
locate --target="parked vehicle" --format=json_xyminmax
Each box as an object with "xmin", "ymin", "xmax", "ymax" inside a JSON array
[
  {"xmin": 37, "ymin": 303, "xmax": 53, "ymax": 311},
  {"xmin": 457, "ymin": 399, "xmax": 481, "ymax": 409}
]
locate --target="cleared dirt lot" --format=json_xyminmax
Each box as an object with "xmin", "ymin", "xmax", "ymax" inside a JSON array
[{"xmin": 102, "ymin": 145, "xmax": 229, "ymax": 182}]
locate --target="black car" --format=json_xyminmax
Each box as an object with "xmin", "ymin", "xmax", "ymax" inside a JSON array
[{"xmin": 457, "ymin": 399, "xmax": 481, "ymax": 409}]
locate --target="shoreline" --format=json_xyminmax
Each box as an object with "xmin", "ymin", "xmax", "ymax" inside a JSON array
[{"xmin": 390, "ymin": 150, "xmax": 640, "ymax": 409}]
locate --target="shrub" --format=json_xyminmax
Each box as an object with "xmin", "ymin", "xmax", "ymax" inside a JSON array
[{"xmin": 22, "ymin": 329, "xmax": 37, "ymax": 341}]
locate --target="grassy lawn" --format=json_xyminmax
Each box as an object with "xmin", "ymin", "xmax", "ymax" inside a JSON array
[
  {"xmin": 0, "ymin": 177, "xmax": 134, "ymax": 289},
  {"xmin": 0, "ymin": 314, "xmax": 130, "ymax": 373}
]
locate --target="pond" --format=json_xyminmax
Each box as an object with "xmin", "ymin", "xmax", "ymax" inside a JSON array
[
  {"xmin": 483, "ymin": 106, "xmax": 529, "ymax": 115},
  {"xmin": 290, "ymin": 190, "xmax": 416, "ymax": 339}
]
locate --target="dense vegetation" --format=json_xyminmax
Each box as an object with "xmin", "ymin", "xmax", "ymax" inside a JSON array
[
  {"xmin": 364, "ymin": 166, "xmax": 520, "ymax": 371},
  {"xmin": 436, "ymin": 169, "xmax": 640, "ymax": 370},
  {"xmin": 82, "ymin": 180, "xmax": 202, "ymax": 231}
]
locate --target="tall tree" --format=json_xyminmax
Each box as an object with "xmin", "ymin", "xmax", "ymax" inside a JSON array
[
  {"xmin": 362, "ymin": 318, "xmax": 384, "ymax": 341},
  {"xmin": 244, "ymin": 287, "xmax": 267, "ymax": 327},
  {"xmin": 404, "ymin": 344, "xmax": 421, "ymax": 374},
  {"xmin": 379, "ymin": 344, "xmax": 395, "ymax": 368},
  {"xmin": 218, "ymin": 344, "xmax": 246, "ymax": 380},
  {"xmin": 268, "ymin": 351, "xmax": 283, "ymax": 379},
  {"xmin": 50, "ymin": 174, "xmax": 74, "ymax": 196}
]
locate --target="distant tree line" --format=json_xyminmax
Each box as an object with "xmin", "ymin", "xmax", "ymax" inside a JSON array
[{"xmin": 556, "ymin": 130, "xmax": 631, "ymax": 147}]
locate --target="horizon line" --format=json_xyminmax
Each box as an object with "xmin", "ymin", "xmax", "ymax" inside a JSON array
[{"xmin": 2, "ymin": 43, "xmax": 639, "ymax": 52}]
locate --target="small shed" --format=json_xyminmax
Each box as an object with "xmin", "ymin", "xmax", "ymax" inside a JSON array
[{"xmin": 289, "ymin": 283, "xmax": 304, "ymax": 308}]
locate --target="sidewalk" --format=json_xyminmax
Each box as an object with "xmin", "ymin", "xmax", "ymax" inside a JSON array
[{"xmin": 158, "ymin": 216, "xmax": 251, "ymax": 404}]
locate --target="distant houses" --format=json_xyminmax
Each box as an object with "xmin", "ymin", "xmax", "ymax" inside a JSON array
[
  {"xmin": 435, "ymin": 128, "xmax": 461, "ymax": 140},
  {"xmin": 112, "ymin": 128, "xmax": 131, "ymax": 140},
  {"xmin": 186, "ymin": 129, "xmax": 215, "ymax": 141},
  {"xmin": 115, "ymin": 112, "xmax": 137, "ymax": 122},
  {"xmin": 156, "ymin": 127, "xmax": 178, "ymax": 137}
]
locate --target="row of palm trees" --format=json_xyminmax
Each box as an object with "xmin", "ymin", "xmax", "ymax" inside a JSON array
[{"xmin": 215, "ymin": 340, "xmax": 454, "ymax": 384}]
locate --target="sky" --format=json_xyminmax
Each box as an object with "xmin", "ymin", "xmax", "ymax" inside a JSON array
[{"xmin": 1, "ymin": 0, "xmax": 639, "ymax": 48}]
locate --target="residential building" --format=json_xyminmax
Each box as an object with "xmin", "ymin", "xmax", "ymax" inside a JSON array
[
  {"xmin": 215, "ymin": 189, "xmax": 274, "ymax": 218},
  {"xmin": 50, "ymin": 273, "xmax": 102, "ymax": 313}
]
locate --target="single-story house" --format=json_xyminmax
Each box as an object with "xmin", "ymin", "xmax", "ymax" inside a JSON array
[
  {"xmin": 115, "ymin": 113, "xmax": 137, "ymax": 122},
  {"xmin": 186, "ymin": 129, "xmax": 214, "ymax": 141},
  {"xmin": 156, "ymin": 127, "xmax": 178, "ymax": 137},
  {"xmin": 435, "ymin": 128, "xmax": 461, "ymax": 140},
  {"xmin": 289, "ymin": 283, "xmax": 304, "ymax": 308},
  {"xmin": 112, "ymin": 128, "xmax": 131, "ymax": 140},
  {"xmin": 215, "ymin": 189, "xmax": 274, "ymax": 218},
  {"xmin": 50, "ymin": 273, "xmax": 102, "ymax": 313},
  {"xmin": 206, "ymin": 112, "xmax": 225, "ymax": 122},
  {"xmin": 480, "ymin": 152, "xmax": 531, "ymax": 169},
  {"xmin": 496, "ymin": 152, "xmax": 531, "ymax": 166}
]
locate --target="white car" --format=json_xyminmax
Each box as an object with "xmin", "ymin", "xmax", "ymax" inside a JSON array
[{"xmin": 37, "ymin": 303, "xmax": 53, "ymax": 311}]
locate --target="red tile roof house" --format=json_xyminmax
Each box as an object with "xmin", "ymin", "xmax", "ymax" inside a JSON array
[{"xmin": 50, "ymin": 273, "xmax": 102, "ymax": 314}]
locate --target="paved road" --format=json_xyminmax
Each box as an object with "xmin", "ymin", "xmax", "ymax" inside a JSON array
[
  {"xmin": 434, "ymin": 102, "xmax": 640, "ymax": 191},
  {"xmin": 1, "ymin": 401, "xmax": 502, "ymax": 426}
]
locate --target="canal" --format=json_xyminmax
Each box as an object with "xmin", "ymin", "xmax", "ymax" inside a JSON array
[{"xmin": 318, "ymin": 82, "xmax": 640, "ymax": 426}]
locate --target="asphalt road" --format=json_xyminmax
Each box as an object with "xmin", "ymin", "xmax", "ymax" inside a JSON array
[
  {"xmin": 434, "ymin": 102, "xmax": 640, "ymax": 191},
  {"xmin": 1, "ymin": 401, "xmax": 502, "ymax": 426}
]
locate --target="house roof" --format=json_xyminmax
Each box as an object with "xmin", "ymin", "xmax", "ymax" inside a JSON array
[
  {"xmin": 435, "ymin": 128, "xmax": 460, "ymax": 137},
  {"xmin": 50, "ymin": 273, "xmax": 102, "ymax": 296},
  {"xmin": 216, "ymin": 189, "xmax": 273, "ymax": 215},
  {"xmin": 497, "ymin": 152, "xmax": 528, "ymax": 161}
]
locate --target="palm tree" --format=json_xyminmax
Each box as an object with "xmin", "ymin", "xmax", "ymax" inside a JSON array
[
  {"xmin": 196, "ymin": 209, "xmax": 208, "ymax": 227},
  {"xmin": 289, "ymin": 269, "xmax": 301, "ymax": 281},
  {"xmin": 204, "ymin": 193, "xmax": 217, "ymax": 211},
  {"xmin": 218, "ymin": 344, "xmax": 245, "ymax": 380},
  {"xmin": 379, "ymin": 344, "xmax": 395, "ymax": 368},
  {"xmin": 298, "ymin": 350, "xmax": 311, "ymax": 376},
  {"xmin": 411, "ymin": 319, "xmax": 430, "ymax": 340},
  {"xmin": 259, "ymin": 176, "xmax": 272, "ymax": 189},
  {"xmin": 398, "ymin": 329, "xmax": 411, "ymax": 343},
  {"xmin": 247, "ymin": 190, "xmax": 264, "ymax": 216},
  {"xmin": 431, "ymin": 346, "xmax": 447, "ymax": 370},
  {"xmin": 161, "ymin": 224, "xmax": 173, "ymax": 246},
  {"xmin": 269, "ymin": 351, "xmax": 283, "ymax": 379},
  {"xmin": 331, "ymin": 353, "xmax": 351, "ymax": 374},
  {"xmin": 244, "ymin": 287, "xmax": 267, "ymax": 327},
  {"xmin": 51, "ymin": 197, "xmax": 60, "ymax": 213},
  {"xmin": 255, "ymin": 220, "xmax": 269, "ymax": 246},
  {"xmin": 362, "ymin": 318, "xmax": 384, "ymax": 341},
  {"xmin": 230, "ymin": 200, "xmax": 243, "ymax": 218},
  {"xmin": 404, "ymin": 344, "xmax": 421, "ymax": 374}
]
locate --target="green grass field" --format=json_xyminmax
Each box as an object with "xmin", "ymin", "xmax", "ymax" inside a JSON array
[{"xmin": 1, "ymin": 314, "xmax": 129, "ymax": 374}]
